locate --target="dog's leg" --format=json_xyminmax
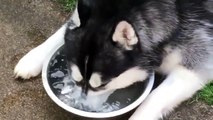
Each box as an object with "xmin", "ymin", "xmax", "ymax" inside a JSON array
[
  {"xmin": 14, "ymin": 25, "xmax": 67, "ymax": 79},
  {"xmin": 14, "ymin": 8, "xmax": 80, "ymax": 79},
  {"xmin": 129, "ymin": 66, "xmax": 205, "ymax": 120}
]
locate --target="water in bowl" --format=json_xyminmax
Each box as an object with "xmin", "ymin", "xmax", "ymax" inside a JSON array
[
  {"xmin": 47, "ymin": 46, "xmax": 146, "ymax": 113},
  {"xmin": 52, "ymin": 76, "xmax": 120, "ymax": 112}
]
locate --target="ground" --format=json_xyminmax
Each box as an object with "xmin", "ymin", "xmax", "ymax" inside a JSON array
[{"xmin": 0, "ymin": 0, "xmax": 212, "ymax": 120}]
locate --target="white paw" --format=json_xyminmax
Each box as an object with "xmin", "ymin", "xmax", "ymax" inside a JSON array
[
  {"xmin": 71, "ymin": 65, "xmax": 83, "ymax": 82},
  {"xmin": 14, "ymin": 48, "xmax": 45, "ymax": 79},
  {"xmin": 89, "ymin": 73, "xmax": 102, "ymax": 88}
]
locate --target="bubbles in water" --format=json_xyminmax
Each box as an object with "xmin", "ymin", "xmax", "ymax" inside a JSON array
[
  {"xmin": 52, "ymin": 76, "xmax": 120, "ymax": 112},
  {"xmin": 61, "ymin": 86, "xmax": 73, "ymax": 94},
  {"xmin": 51, "ymin": 59, "xmax": 58, "ymax": 66},
  {"xmin": 98, "ymin": 102, "xmax": 120, "ymax": 112},
  {"xmin": 126, "ymin": 98, "xmax": 131, "ymax": 104},
  {"xmin": 51, "ymin": 70, "xmax": 65, "ymax": 78},
  {"xmin": 52, "ymin": 82, "xmax": 64, "ymax": 89}
]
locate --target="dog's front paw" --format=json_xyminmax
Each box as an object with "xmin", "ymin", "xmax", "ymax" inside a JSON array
[{"xmin": 14, "ymin": 48, "xmax": 45, "ymax": 79}]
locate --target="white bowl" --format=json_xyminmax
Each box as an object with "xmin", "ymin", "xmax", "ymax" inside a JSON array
[{"xmin": 42, "ymin": 40, "xmax": 154, "ymax": 118}]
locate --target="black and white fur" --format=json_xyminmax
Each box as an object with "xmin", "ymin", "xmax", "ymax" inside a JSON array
[{"xmin": 14, "ymin": 0, "xmax": 213, "ymax": 120}]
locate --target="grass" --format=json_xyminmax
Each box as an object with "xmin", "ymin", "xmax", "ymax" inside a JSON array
[
  {"xmin": 56, "ymin": 0, "xmax": 213, "ymax": 106},
  {"xmin": 193, "ymin": 82, "xmax": 213, "ymax": 105},
  {"xmin": 53, "ymin": 0, "xmax": 77, "ymax": 12}
]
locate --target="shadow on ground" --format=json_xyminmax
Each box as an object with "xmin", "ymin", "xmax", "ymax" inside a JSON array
[{"xmin": 0, "ymin": 0, "xmax": 212, "ymax": 120}]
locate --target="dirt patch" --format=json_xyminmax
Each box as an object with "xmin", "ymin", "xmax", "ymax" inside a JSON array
[
  {"xmin": 166, "ymin": 101, "xmax": 213, "ymax": 120},
  {"xmin": 26, "ymin": 27, "xmax": 47, "ymax": 47}
]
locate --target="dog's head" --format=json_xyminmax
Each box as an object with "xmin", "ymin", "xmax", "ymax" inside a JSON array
[{"xmin": 64, "ymin": 0, "xmax": 160, "ymax": 93}]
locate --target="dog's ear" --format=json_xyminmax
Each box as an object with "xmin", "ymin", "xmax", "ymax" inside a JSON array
[{"xmin": 112, "ymin": 21, "xmax": 138, "ymax": 50}]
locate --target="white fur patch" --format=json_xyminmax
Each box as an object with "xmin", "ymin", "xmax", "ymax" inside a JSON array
[
  {"xmin": 106, "ymin": 67, "xmax": 148, "ymax": 90},
  {"xmin": 71, "ymin": 65, "xmax": 83, "ymax": 82},
  {"xmin": 158, "ymin": 47, "xmax": 182, "ymax": 74},
  {"xmin": 89, "ymin": 73, "xmax": 102, "ymax": 88},
  {"xmin": 130, "ymin": 66, "xmax": 204, "ymax": 120},
  {"xmin": 70, "ymin": 7, "xmax": 81, "ymax": 28}
]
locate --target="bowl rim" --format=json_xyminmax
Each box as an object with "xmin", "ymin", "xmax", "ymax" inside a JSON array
[{"xmin": 42, "ymin": 40, "xmax": 154, "ymax": 118}]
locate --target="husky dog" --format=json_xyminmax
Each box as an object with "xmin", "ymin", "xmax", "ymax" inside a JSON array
[{"xmin": 14, "ymin": 0, "xmax": 213, "ymax": 119}]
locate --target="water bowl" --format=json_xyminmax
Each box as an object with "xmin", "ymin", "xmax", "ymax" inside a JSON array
[{"xmin": 42, "ymin": 41, "xmax": 154, "ymax": 118}]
